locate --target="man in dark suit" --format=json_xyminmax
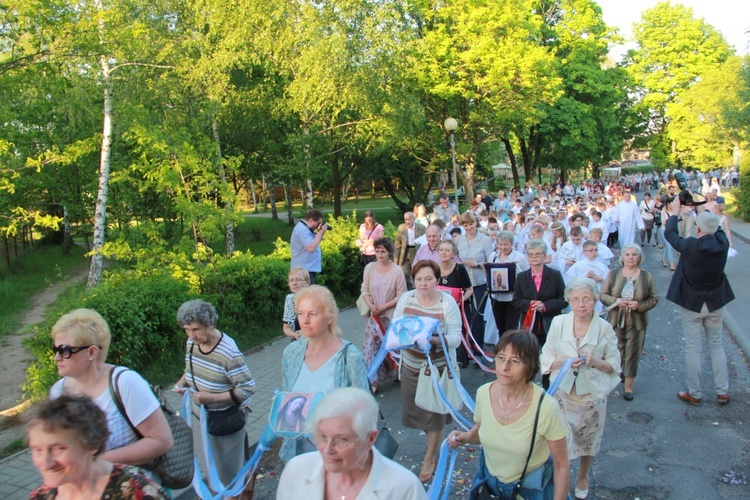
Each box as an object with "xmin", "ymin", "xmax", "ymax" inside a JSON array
[
  {"xmin": 512, "ymin": 239, "xmax": 568, "ymax": 388},
  {"xmin": 665, "ymin": 202, "xmax": 734, "ymax": 406},
  {"xmin": 394, "ymin": 212, "xmax": 425, "ymax": 289}
]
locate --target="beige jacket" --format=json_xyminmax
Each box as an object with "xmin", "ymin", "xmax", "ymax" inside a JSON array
[{"xmin": 540, "ymin": 312, "xmax": 622, "ymax": 401}]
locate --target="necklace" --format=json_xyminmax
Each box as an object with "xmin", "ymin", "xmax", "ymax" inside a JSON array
[
  {"xmin": 498, "ymin": 385, "xmax": 531, "ymax": 420},
  {"xmin": 337, "ymin": 474, "xmax": 364, "ymax": 500}
]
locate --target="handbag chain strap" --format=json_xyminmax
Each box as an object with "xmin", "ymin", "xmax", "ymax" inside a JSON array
[{"xmin": 510, "ymin": 391, "xmax": 545, "ymax": 499}]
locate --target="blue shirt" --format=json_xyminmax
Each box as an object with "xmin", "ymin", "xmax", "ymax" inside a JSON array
[
  {"xmin": 432, "ymin": 202, "xmax": 459, "ymax": 223},
  {"xmin": 290, "ymin": 221, "xmax": 322, "ymax": 272}
]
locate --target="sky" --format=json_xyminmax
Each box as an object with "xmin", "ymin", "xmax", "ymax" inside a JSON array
[{"xmin": 596, "ymin": 0, "xmax": 750, "ymax": 60}]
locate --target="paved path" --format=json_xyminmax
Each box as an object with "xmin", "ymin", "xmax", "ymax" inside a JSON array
[{"xmin": 2, "ymin": 213, "xmax": 749, "ymax": 499}]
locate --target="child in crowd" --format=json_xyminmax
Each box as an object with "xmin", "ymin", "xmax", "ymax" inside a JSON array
[
  {"xmin": 588, "ymin": 228, "xmax": 614, "ymax": 267},
  {"xmin": 557, "ymin": 226, "xmax": 585, "ymax": 274},
  {"xmin": 565, "ymin": 240, "xmax": 608, "ymax": 312}
]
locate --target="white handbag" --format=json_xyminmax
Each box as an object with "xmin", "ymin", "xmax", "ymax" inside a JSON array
[{"xmin": 414, "ymin": 360, "xmax": 463, "ymax": 415}]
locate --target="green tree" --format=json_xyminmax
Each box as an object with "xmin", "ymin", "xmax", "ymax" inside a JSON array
[
  {"xmin": 531, "ymin": 0, "xmax": 633, "ymax": 180},
  {"xmin": 409, "ymin": 0, "xmax": 560, "ymax": 197},
  {"xmin": 667, "ymin": 56, "xmax": 748, "ymax": 170},
  {"xmin": 624, "ymin": 1, "xmax": 733, "ymax": 168}
]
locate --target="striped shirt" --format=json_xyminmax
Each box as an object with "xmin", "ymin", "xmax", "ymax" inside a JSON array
[{"xmin": 185, "ymin": 332, "xmax": 255, "ymax": 411}]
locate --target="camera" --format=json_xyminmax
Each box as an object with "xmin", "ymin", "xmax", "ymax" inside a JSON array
[
  {"xmin": 678, "ymin": 190, "xmax": 707, "ymax": 207},
  {"xmin": 673, "ymin": 171, "xmax": 689, "ymax": 190}
]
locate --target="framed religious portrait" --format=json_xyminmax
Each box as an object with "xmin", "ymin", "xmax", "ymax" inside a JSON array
[
  {"xmin": 270, "ymin": 391, "xmax": 326, "ymax": 439},
  {"xmin": 485, "ymin": 263, "xmax": 516, "ymax": 293}
]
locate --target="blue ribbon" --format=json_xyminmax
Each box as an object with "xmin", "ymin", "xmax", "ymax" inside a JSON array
[
  {"xmin": 427, "ymin": 439, "xmax": 459, "ymax": 500},
  {"xmin": 181, "ymin": 391, "xmax": 274, "ymax": 499},
  {"xmin": 367, "ymin": 344, "xmax": 389, "ymax": 382},
  {"xmin": 426, "ymin": 356, "xmax": 577, "ymax": 500},
  {"xmin": 547, "ymin": 357, "xmax": 576, "ymax": 397}
]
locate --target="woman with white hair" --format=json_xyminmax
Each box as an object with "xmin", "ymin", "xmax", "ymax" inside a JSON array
[
  {"xmin": 279, "ymin": 285, "xmax": 369, "ymax": 461},
  {"xmin": 599, "ymin": 244, "xmax": 659, "ymax": 402},
  {"xmin": 276, "ymin": 387, "xmax": 426, "ymax": 499},
  {"xmin": 540, "ymin": 278, "xmax": 621, "ymax": 500}
]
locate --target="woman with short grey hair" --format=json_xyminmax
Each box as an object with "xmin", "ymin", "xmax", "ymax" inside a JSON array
[
  {"xmin": 512, "ymin": 239, "xmax": 567, "ymax": 389},
  {"xmin": 564, "ymin": 275, "xmax": 600, "ymax": 302},
  {"xmin": 488, "ymin": 231, "xmax": 529, "ymax": 335},
  {"xmin": 173, "ymin": 299, "xmax": 255, "ymax": 497},
  {"xmin": 600, "ymin": 244, "xmax": 658, "ymax": 403},
  {"xmin": 277, "ymin": 388, "xmax": 426, "ymax": 499},
  {"xmin": 175, "ymin": 299, "xmax": 219, "ymax": 328},
  {"xmin": 617, "ymin": 243, "xmax": 644, "ymax": 267},
  {"xmin": 541, "ymin": 277, "xmax": 621, "ymax": 499}
]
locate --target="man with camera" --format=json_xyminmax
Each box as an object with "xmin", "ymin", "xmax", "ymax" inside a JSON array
[
  {"xmin": 664, "ymin": 193, "xmax": 734, "ymax": 406},
  {"xmin": 290, "ymin": 209, "xmax": 327, "ymax": 284}
]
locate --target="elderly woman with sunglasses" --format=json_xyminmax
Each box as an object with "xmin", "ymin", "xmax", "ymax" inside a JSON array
[
  {"xmin": 49, "ymin": 309, "xmax": 173, "ymax": 480},
  {"xmin": 277, "ymin": 387, "xmax": 426, "ymax": 499}
]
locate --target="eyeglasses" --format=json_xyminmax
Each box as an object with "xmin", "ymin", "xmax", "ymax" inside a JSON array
[
  {"xmin": 494, "ymin": 354, "xmax": 524, "ymax": 367},
  {"xmin": 569, "ymin": 297, "xmax": 595, "ymax": 305},
  {"xmin": 312, "ymin": 433, "xmax": 361, "ymax": 450},
  {"xmin": 53, "ymin": 344, "xmax": 100, "ymax": 359},
  {"xmin": 526, "ymin": 252, "xmax": 544, "ymax": 258}
]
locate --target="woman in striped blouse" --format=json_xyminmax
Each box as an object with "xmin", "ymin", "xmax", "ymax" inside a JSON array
[{"xmin": 173, "ymin": 299, "xmax": 255, "ymax": 497}]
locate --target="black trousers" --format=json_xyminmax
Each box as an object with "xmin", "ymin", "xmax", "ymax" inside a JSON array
[{"xmin": 491, "ymin": 299, "xmax": 520, "ymax": 338}]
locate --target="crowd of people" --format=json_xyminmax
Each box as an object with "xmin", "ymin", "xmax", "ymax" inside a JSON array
[{"xmin": 27, "ymin": 171, "xmax": 736, "ymax": 500}]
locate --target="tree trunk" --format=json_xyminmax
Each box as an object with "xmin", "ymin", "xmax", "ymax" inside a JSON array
[
  {"xmin": 284, "ymin": 182, "xmax": 295, "ymax": 226},
  {"xmin": 261, "ymin": 174, "xmax": 268, "ymax": 211},
  {"xmin": 249, "ymin": 177, "xmax": 259, "ymax": 213},
  {"xmin": 268, "ymin": 175, "xmax": 278, "ymax": 220},
  {"xmin": 62, "ymin": 204, "xmax": 71, "ymax": 256},
  {"xmin": 342, "ymin": 175, "xmax": 351, "ymax": 204},
  {"xmin": 88, "ymin": 2, "xmax": 112, "ymax": 290},
  {"xmin": 304, "ymin": 179, "xmax": 313, "ymax": 210},
  {"xmin": 212, "ymin": 119, "xmax": 234, "ymax": 255},
  {"xmin": 332, "ymin": 150, "xmax": 342, "ymax": 217},
  {"xmin": 518, "ymin": 138, "xmax": 532, "ymax": 182},
  {"xmin": 502, "ymin": 138, "xmax": 522, "ymax": 189}
]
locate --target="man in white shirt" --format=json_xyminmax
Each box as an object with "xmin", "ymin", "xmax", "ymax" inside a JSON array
[
  {"xmin": 615, "ymin": 190, "xmax": 643, "ymax": 247},
  {"xmin": 394, "ymin": 212, "xmax": 426, "ymax": 288}
]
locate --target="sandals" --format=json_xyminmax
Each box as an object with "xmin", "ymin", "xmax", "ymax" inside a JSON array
[{"xmin": 419, "ymin": 460, "xmax": 437, "ymax": 483}]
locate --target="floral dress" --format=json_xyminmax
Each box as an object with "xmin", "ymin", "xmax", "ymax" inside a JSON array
[
  {"xmin": 30, "ymin": 463, "xmax": 168, "ymax": 499},
  {"xmin": 361, "ymin": 262, "xmax": 407, "ymax": 383}
]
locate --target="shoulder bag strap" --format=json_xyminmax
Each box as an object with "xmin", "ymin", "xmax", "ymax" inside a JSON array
[
  {"xmin": 341, "ymin": 342, "xmax": 352, "ymax": 385},
  {"xmin": 189, "ymin": 342, "xmax": 199, "ymax": 392},
  {"xmin": 510, "ymin": 390, "xmax": 545, "ymax": 499},
  {"xmin": 108, "ymin": 366, "xmax": 143, "ymax": 439}
]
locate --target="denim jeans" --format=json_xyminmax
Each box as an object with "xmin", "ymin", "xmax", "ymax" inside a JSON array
[{"xmin": 661, "ymin": 231, "xmax": 675, "ymax": 266}]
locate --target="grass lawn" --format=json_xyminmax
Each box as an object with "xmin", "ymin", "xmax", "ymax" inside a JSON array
[
  {"xmin": 0, "ymin": 244, "xmax": 89, "ymax": 337},
  {"xmin": 231, "ymin": 195, "xmax": 407, "ymax": 255}
]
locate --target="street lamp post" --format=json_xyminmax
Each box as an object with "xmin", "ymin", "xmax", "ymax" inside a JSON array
[{"xmin": 444, "ymin": 117, "xmax": 459, "ymax": 207}]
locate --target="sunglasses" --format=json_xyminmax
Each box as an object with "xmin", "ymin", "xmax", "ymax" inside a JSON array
[{"xmin": 52, "ymin": 344, "xmax": 100, "ymax": 359}]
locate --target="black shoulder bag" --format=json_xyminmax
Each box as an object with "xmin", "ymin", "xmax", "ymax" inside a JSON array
[
  {"xmin": 108, "ymin": 367, "xmax": 194, "ymax": 489},
  {"xmin": 189, "ymin": 342, "xmax": 246, "ymax": 437},
  {"xmin": 470, "ymin": 391, "xmax": 545, "ymax": 500}
]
